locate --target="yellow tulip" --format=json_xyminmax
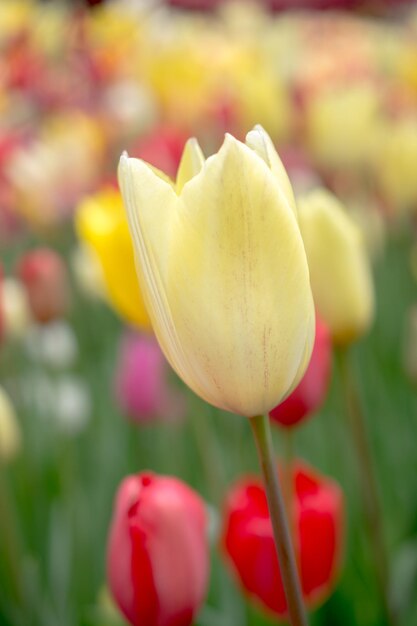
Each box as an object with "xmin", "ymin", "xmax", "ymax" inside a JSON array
[
  {"xmin": 372, "ymin": 117, "xmax": 417, "ymax": 215},
  {"xmin": 0, "ymin": 387, "xmax": 21, "ymax": 465},
  {"xmin": 75, "ymin": 188, "xmax": 151, "ymax": 330},
  {"xmin": 306, "ymin": 84, "xmax": 381, "ymax": 170},
  {"xmin": 118, "ymin": 126, "xmax": 315, "ymax": 417},
  {"xmin": 298, "ymin": 189, "xmax": 374, "ymax": 346}
]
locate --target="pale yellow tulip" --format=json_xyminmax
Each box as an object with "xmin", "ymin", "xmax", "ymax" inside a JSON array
[
  {"xmin": 0, "ymin": 387, "xmax": 21, "ymax": 465},
  {"xmin": 298, "ymin": 189, "xmax": 374, "ymax": 346},
  {"xmin": 119, "ymin": 127, "xmax": 315, "ymax": 417}
]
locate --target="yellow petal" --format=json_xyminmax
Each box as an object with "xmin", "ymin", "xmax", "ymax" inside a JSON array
[
  {"xmin": 120, "ymin": 135, "xmax": 315, "ymax": 417},
  {"xmin": 176, "ymin": 138, "xmax": 205, "ymax": 194},
  {"xmin": 245, "ymin": 125, "xmax": 297, "ymax": 217},
  {"xmin": 298, "ymin": 189, "xmax": 374, "ymax": 345}
]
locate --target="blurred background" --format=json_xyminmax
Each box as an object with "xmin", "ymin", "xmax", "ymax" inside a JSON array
[{"xmin": 1, "ymin": 0, "xmax": 417, "ymax": 625}]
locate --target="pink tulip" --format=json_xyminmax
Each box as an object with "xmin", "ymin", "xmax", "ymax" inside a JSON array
[
  {"xmin": 114, "ymin": 332, "xmax": 185, "ymax": 423},
  {"xmin": 107, "ymin": 472, "xmax": 208, "ymax": 626}
]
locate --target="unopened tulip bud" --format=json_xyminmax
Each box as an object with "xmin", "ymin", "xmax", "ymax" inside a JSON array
[
  {"xmin": 17, "ymin": 248, "xmax": 70, "ymax": 324},
  {"xmin": 107, "ymin": 472, "xmax": 208, "ymax": 626},
  {"xmin": 222, "ymin": 460, "xmax": 344, "ymax": 618},
  {"xmin": 298, "ymin": 189, "xmax": 374, "ymax": 346},
  {"xmin": 306, "ymin": 84, "xmax": 380, "ymax": 170},
  {"xmin": 270, "ymin": 317, "xmax": 331, "ymax": 428},
  {"xmin": 114, "ymin": 332, "xmax": 185, "ymax": 423},
  {"xmin": 75, "ymin": 188, "xmax": 151, "ymax": 330},
  {"xmin": 119, "ymin": 126, "xmax": 315, "ymax": 417},
  {"xmin": 2, "ymin": 277, "xmax": 31, "ymax": 339},
  {"xmin": 0, "ymin": 386, "xmax": 21, "ymax": 464}
]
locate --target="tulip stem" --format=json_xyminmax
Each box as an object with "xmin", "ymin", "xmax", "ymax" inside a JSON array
[
  {"xmin": 338, "ymin": 348, "xmax": 396, "ymax": 626},
  {"xmin": 250, "ymin": 414, "xmax": 308, "ymax": 626},
  {"xmin": 0, "ymin": 468, "xmax": 23, "ymax": 606},
  {"xmin": 283, "ymin": 431, "xmax": 295, "ymax": 524}
]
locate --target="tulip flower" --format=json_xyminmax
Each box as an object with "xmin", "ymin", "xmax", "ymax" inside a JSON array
[
  {"xmin": 107, "ymin": 472, "xmax": 208, "ymax": 626},
  {"xmin": 222, "ymin": 460, "xmax": 344, "ymax": 618},
  {"xmin": 75, "ymin": 187, "xmax": 151, "ymax": 330},
  {"xmin": 0, "ymin": 386, "xmax": 21, "ymax": 464},
  {"xmin": 269, "ymin": 317, "xmax": 332, "ymax": 428},
  {"xmin": 118, "ymin": 125, "xmax": 315, "ymax": 417},
  {"xmin": 1, "ymin": 277, "xmax": 31, "ymax": 340},
  {"xmin": 305, "ymin": 84, "xmax": 380, "ymax": 171},
  {"xmin": 372, "ymin": 117, "xmax": 417, "ymax": 215},
  {"xmin": 17, "ymin": 248, "xmax": 70, "ymax": 324},
  {"xmin": 298, "ymin": 189, "xmax": 374, "ymax": 346},
  {"xmin": 114, "ymin": 331, "xmax": 185, "ymax": 423}
]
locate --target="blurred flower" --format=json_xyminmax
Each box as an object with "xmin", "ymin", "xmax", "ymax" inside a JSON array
[
  {"xmin": 372, "ymin": 117, "xmax": 417, "ymax": 215},
  {"xmin": 305, "ymin": 84, "xmax": 381, "ymax": 171},
  {"xmin": 1, "ymin": 277, "xmax": 31, "ymax": 340},
  {"xmin": 17, "ymin": 248, "xmax": 70, "ymax": 324},
  {"xmin": 24, "ymin": 321, "xmax": 78, "ymax": 369},
  {"xmin": 0, "ymin": 386, "xmax": 21, "ymax": 464},
  {"xmin": 114, "ymin": 331, "xmax": 185, "ymax": 423},
  {"xmin": 129, "ymin": 126, "xmax": 187, "ymax": 180},
  {"xmin": 222, "ymin": 460, "xmax": 344, "ymax": 618},
  {"xmin": 70, "ymin": 243, "xmax": 106, "ymax": 301},
  {"xmin": 119, "ymin": 126, "xmax": 315, "ymax": 417},
  {"xmin": 76, "ymin": 187, "xmax": 151, "ymax": 330},
  {"xmin": 269, "ymin": 317, "xmax": 332, "ymax": 428},
  {"xmin": 298, "ymin": 188, "xmax": 374, "ymax": 345},
  {"xmin": 6, "ymin": 113, "xmax": 104, "ymax": 228},
  {"xmin": 22, "ymin": 372, "xmax": 91, "ymax": 436},
  {"xmin": 107, "ymin": 472, "xmax": 208, "ymax": 626},
  {"xmin": 53, "ymin": 376, "xmax": 91, "ymax": 436},
  {"xmin": 403, "ymin": 304, "xmax": 417, "ymax": 384},
  {"xmin": 348, "ymin": 196, "xmax": 386, "ymax": 263}
]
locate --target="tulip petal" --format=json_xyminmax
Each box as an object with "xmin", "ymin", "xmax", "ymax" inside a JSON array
[
  {"xmin": 176, "ymin": 138, "xmax": 205, "ymax": 194},
  {"xmin": 119, "ymin": 155, "xmax": 198, "ymax": 395},
  {"xmin": 246, "ymin": 125, "xmax": 297, "ymax": 217}
]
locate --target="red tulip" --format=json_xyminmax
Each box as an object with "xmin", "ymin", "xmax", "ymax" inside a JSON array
[
  {"xmin": 17, "ymin": 248, "xmax": 70, "ymax": 324},
  {"xmin": 222, "ymin": 460, "xmax": 344, "ymax": 618},
  {"xmin": 269, "ymin": 317, "xmax": 332, "ymax": 428},
  {"xmin": 107, "ymin": 473, "xmax": 209, "ymax": 626}
]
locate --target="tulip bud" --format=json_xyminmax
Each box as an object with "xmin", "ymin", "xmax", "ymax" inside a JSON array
[
  {"xmin": 75, "ymin": 188, "xmax": 151, "ymax": 330},
  {"xmin": 305, "ymin": 84, "xmax": 380, "ymax": 171},
  {"xmin": 298, "ymin": 189, "xmax": 374, "ymax": 346},
  {"xmin": 222, "ymin": 460, "xmax": 344, "ymax": 618},
  {"xmin": 107, "ymin": 472, "xmax": 208, "ymax": 626},
  {"xmin": 0, "ymin": 386, "xmax": 21, "ymax": 464},
  {"xmin": 114, "ymin": 332, "xmax": 185, "ymax": 423},
  {"xmin": 2, "ymin": 277, "xmax": 31, "ymax": 339},
  {"xmin": 17, "ymin": 248, "xmax": 70, "ymax": 324},
  {"xmin": 119, "ymin": 126, "xmax": 315, "ymax": 417},
  {"xmin": 269, "ymin": 317, "xmax": 331, "ymax": 428}
]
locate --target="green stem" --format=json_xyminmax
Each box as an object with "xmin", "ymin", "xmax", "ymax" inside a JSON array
[
  {"xmin": 0, "ymin": 467, "xmax": 23, "ymax": 606},
  {"xmin": 338, "ymin": 348, "xmax": 396, "ymax": 626},
  {"xmin": 283, "ymin": 430, "xmax": 295, "ymax": 525},
  {"xmin": 250, "ymin": 415, "xmax": 308, "ymax": 626}
]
